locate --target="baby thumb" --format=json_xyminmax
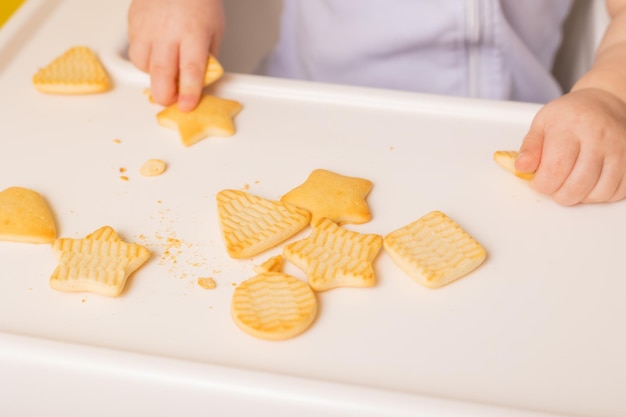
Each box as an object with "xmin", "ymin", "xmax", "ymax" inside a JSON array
[{"xmin": 516, "ymin": 118, "xmax": 544, "ymax": 175}]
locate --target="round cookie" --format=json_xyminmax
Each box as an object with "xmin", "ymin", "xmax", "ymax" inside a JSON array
[{"xmin": 231, "ymin": 272, "xmax": 317, "ymax": 340}]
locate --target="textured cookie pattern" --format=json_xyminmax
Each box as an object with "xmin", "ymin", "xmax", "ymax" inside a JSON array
[
  {"xmin": 50, "ymin": 226, "xmax": 151, "ymax": 296},
  {"xmin": 383, "ymin": 211, "xmax": 486, "ymax": 288},
  {"xmin": 231, "ymin": 272, "xmax": 317, "ymax": 340},
  {"xmin": 217, "ymin": 189, "xmax": 311, "ymax": 259},
  {"xmin": 33, "ymin": 46, "xmax": 111, "ymax": 94},
  {"xmin": 203, "ymin": 55, "xmax": 224, "ymax": 86},
  {"xmin": 283, "ymin": 218, "xmax": 383, "ymax": 291}
]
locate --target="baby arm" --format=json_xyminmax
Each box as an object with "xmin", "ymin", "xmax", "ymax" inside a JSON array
[
  {"xmin": 516, "ymin": 0, "xmax": 626, "ymax": 205},
  {"xmin": 128, "ymin": 0, "xmax": 224, "ymax": 111}
]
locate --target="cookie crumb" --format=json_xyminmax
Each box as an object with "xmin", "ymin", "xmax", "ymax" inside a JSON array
[
  {"xmin": 140, "ymin": 159, "xmax": 167, "ymax": 177},
  {"xmin": 198, "ymin": 277, "xmax": 217, "ymax": 289}
]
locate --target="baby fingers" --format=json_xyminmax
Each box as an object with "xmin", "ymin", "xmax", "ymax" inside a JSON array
[
  {"xmin": 149, "ymin": 42, "xmax": 180, "ymax": 106},
  {"xmin": 581, "ymin": 157, "xmax": 626, "ymax": 203},
  {"xmin": 531, "ymin": 138, "xmax": 581, "ymax": 204},
  {"xmin": 549, "ymin": 148, "xmax": 604, "ymax": 205}
]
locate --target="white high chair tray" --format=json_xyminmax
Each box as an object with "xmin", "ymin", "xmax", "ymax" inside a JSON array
[{"xmin": 1, "ymin": 1, "xmax": 625, "ymax": 416}]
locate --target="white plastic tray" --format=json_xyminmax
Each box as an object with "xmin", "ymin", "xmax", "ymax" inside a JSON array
[{"xmin": 1, "ymin": 1, "xmax": 625, "ymax": 416}]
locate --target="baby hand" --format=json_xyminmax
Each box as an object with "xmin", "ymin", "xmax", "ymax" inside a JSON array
[
  {"xmin": 128, "ymin": 0, "xmax": 224, "ymax": 111},
  {"xmin": 516, "ymin": 88, "xmax": 626, "ymax": 205}
]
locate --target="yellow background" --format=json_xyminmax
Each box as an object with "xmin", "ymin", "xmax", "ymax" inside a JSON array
[{"xmin": 0, "ymin": 0, "xmax": 26, "ymax": 28}]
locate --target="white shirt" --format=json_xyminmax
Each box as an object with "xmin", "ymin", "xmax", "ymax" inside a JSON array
[{"xmin": 258, "ymin": 0, "xmax": 574, "ymax": 103}]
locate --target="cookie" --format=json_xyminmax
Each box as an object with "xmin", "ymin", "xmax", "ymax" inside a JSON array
[
  {"xmin": 283, "ymin": 218, "xmax": 383, "ymax": 291},
  {"xmin": 139, "ymin": 159, "xmax": 167, "ymax": 176},
  {"xmin": 33, "ymin": 46, "xmax": 111, "ymax": 94},
  {"xmin": 197, "ymin": 277, "xmax": 217, "ymax": 289},
  {"xmin": 203, "ymin": 55, "xmax": 224, "ymax": 86},
  {"xmin": 216, "ymin": 189, "xmax": 311, "ymax": 259},
  {"xmin": 253, "ymin": 255, "xmax": 284, "ymax": 273},
  {"xmin": 493, "ymin": 150, "xmax": 534, "ymax": 180},
  {"xmin": 231, "ymin": 272, "xmax": 317, "ymax": 340},
  {"xmin": 157, "ymin": 94, "xmax": 243, "ymax": 146},
  {"xmin": 50, "ymin": 226, "xmax": 151, "ymax": 296},
  {"xmin": 383, "ymin": 211, "xmax": 487, "ymax": 289},
  {"xmin": 0, "ymin": 187, "xmax": 56, "ymax": 244},
  {"xmin": 281, "ymin": 169, "xmax": 373, "ymax": 225}
]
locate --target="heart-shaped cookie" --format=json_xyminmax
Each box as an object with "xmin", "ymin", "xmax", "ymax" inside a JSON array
[{"xmin": 0, "ymin": 187, "xmax": 56, "ymax": 244}]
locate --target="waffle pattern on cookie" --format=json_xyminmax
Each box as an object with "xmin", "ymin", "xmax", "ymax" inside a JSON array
[
  {"xmin": 50, "ymin": 226, "xmax": 150, "ymax": 296},
  {"xmin": 217, "ymin": 189, "xmax": 311, "ymax": 259},
  {"xmin": 283, "ymin": 218, "xmax": 383, "ymax": 291},
  {"xmin": 33, "ymin": 46, "xmax": 111, "ymax": 94},
  {"xmin": 383, "ymin": 211, "xmax": 486, "ymax": 288},
  {"xmin": 231, "ymin": 272, "xmax": 317, "ymax": 340}
]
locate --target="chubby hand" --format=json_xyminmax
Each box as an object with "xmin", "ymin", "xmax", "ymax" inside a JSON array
[
  {"xmin": 128, "ymin": 0, "xmax": 224, "ymax": 111},
  {"xmin": 515, "ymin": 88, "xmax": 626, "ymax": 205}
]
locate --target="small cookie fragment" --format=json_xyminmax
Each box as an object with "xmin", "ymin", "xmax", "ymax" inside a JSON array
[
  {"xmin": 253, "ymin": 255, "xmax": 284, "ymax": 274},
  {"xmin": 493, "ymin": 150, "xmax": 534, "ymax": 180},
  {"xmin": 383, "ymin": 211, "xmax": 486, "ymax": 289},
  {"xmin": 281, "ymin": 169, "xmax": 373, "ymax": 225},
  {"xmin": 157, "ymin": 94, "xmax": 243, "ymax": 147},
  {"xmin": 139, "ymin": 159, "xmax": 167, "ymax": 176},
  {"xmin": 217, "ymin": 189, "xmax": 311, "ymax": 259},
  {"xmin": 283, "ymin": 218, "xmax": 383, "ymax": 291},
  {"xmin": 231, "ymin": 272, "xmax": 317, "ymax": 340},
  {"xmin": 197, "ymin": 277, "xmax": 217, "ymax": 289},
  {"xmin": 0, "ymin": 187, "xmax": 56, "ymax": 244},
  {"xmin": 50, "ymin": 226, "xmax": 151, "ymax": 296},
  {"xmin": 203, "ymin": 55, "xmax": 225, "ymax": 86},
  {"xmin": 33, "ymin": 46, "xmax": 111, "ymax": 94}
]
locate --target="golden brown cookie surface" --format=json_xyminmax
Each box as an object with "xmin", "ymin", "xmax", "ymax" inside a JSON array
[
  {"xmin": 383, "ymin": 211, "xmax": 486, "ymax": 289},
  {"xmin": 281, "ymin": 169, "xmax": 373, "ymax": 225},
  {"xmin": 493, "ymin": 150, "xmax": 534, "ymax": 180},
  {"xmin": 231, "ymin": 272, "xmax": 317, "ymax": 340},
  {"xmin": 50, "ymin": 226, "xmax": 150, "ymax": 296},
  {"xmin": 32, "ymin": 46, "xmax": 111, "ymax": 94},
  {"xmin": 217, "ymin": 189, "xmax": 311, "ymax": 259},
  {"xmin": 283, "ymin": 218, "xmax": 383, "ymax": 291},
  {"xmin": 157, "ymin": 95, "xmax": 242, "ymax": 146},
  {"xmin": 0, "ymin": 187, "xmax": 56, "ymax": 244}
]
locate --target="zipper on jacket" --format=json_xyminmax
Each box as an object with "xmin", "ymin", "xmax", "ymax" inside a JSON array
[{"xmin": 465, "ymin": 0, "xmax": 481, "ymax": 97}]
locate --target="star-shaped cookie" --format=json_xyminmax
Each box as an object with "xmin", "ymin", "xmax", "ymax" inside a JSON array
[
  {"xmin": 283, "ymin": 218, "xmax": 383, "ymax": 291},
  {"xmin": 0, "ymin": 187, "xmax": 56, "ymax": 244},
  {"xmin": 50, "ymin": 226, "xmax": 151, "ymax": 296},
  {"xmin": 157, "ymin": 94, "xmax": 243, "ymax": 146},
  {"xmin": 281, "ymin": 169, "xmax": 373, "ymax": 225}
]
